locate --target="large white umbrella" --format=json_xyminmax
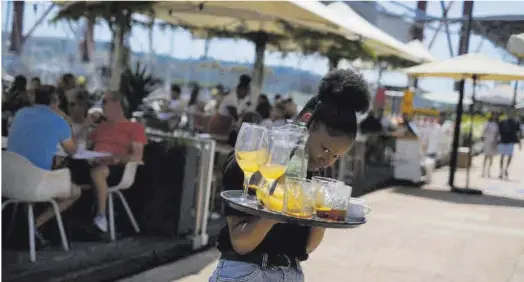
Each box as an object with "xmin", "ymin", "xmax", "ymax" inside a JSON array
[
  {"xmin": 403, "ymin": 53, "xmax": 524, "ymax": 81},
  {"xmin": 402, "ymin": 52, "xmax": 524, "ymax": 192},
  {"xmin": 151, "ymin": 1, "xmax": 426, "ymax": 108},
  {"xmin": 406, "ymin": 40, "xmax": 437, "ymax": 62},
  {"xmin": 153, "ymin": 1, "xmax": 422, "ymax": 63}
]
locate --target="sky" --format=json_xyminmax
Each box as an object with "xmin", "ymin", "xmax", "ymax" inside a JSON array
[{"xmin": 2, "ymin": 1, "xmax": 523, "ymax": 95}]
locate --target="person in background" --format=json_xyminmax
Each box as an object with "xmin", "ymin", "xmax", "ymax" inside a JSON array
[
  {"xmin": 164, "ymin": 83, "xmax": 185, "ymax": 112},
  {"xmin": 3, "ymin": 75, "xmax": 30, "ymax": 114},
  {"xmin": 187, "ymin": 82, "xmax": 204, "ymax": 112},
  {"xmin": 67, "ymin": 88, "xmax": 91, "ymax": 148},
  {"xmin": 481, "ymin": 113, "xmax": 499, "ymax": 177},
  {"xmin": 29, "ymin": 77, "xmax": 41, "ymax": 91},
  {"xmin": 204, "ymin": 84, "xmax": 227, "ymax": 114},
  {"xmin": 256, "ymin": 94, "xmax": 272, "ymax": 128},
  {"xmin": 497, "ymin": 110, "xmax": 521, "ymax": 179},
  {"xmin": 57, "ymin": 73, "xmax": 76, "ymax": 115},
  {"xmin": 283, "ymin": 98, "xmax": 298, "ymax": 120},
  {"xmin": 208, "ymin": 75, "xmax": 251, "ymax": 135},
  {"xmin": 71, "ymin": 91, "xmax": 147, "ymax": 235},
  {"xmin": 27, "ymin": 77, "xmax": 42, "ymax": 104},
  {"xmin": 7, "ymin": 86, "xmax": 80, "ymax": 247},
  {"xmin": 271, "ymin": 100, "xmax": 288, "ymax": 127},
  {"xmin": 274, "ymin": 93, "xmax": 282, "ymax": 105}
]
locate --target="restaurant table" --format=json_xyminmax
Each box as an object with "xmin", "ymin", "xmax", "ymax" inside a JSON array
[{"xmin": 55, "ymin": 150, "xmax": 112, "ymax": 159}]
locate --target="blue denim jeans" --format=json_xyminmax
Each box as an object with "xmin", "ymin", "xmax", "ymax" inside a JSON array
[{"xmin": 209, "ymin": 259, "xmax": 304, "ymax": 282}]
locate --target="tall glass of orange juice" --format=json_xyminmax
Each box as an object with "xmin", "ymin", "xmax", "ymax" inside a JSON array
[
  {"xmin": 235, "ymin": 123, "xmax": 269, "ymax": 205},
  {"xmin": 257, "ymin": 129, "xmax": 295, "ymax": 212}
]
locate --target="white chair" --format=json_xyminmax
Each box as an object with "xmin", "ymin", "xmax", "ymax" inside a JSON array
[
  {"xmin": 107, "ymin": 161, "xmax": 142, "ymax": 241},
  {"xmin": 2, "ymin": 151, "xmax": 72, "ymax": 262}
]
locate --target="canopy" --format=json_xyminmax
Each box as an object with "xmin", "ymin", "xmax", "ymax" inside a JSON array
[
  {"xmin": 507, "ymin": 33, "xmax": 524, "ymax": 58},
  {"xmin": 325, "ymin": 2, "xmax": 423, "ymax": 63},
  {"xmin": 402, "ymin": 53, "xmax": 524, "ymax": 81},
  {"xmin": 406, "ymin": 40, "xmax": 437, "ymax": 62},
  {"xmin": 151, "ymin": 1, "xmax": 345, "ymax": 37},
  {"xmin": 150, "ymin": 1, "xmax": 422, "ymax": 63},
  {"xmin": 476, "ymin": 84, "xmax": 524, "ymax": 106}
]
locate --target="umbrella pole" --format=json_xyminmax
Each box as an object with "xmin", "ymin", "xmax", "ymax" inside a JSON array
[
  {"xmin": 466, "ymin": 75, "xmax": 477, "ymax": 189},
  {"xmin": 451, "ymin": 75, "xmax": 481, "ymax": 195},
  {"xmin": 512, "ymin": 58, "xmax": 521, "ymax": 107},
  {"xmin": 448, "ymin": 79, "xmax": 465, "ymax": 188}
]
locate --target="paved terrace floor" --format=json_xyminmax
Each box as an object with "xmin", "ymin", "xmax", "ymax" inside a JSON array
[{"xmin": 121, "ymin": 148, "xmax": 524, "ymax": 282}]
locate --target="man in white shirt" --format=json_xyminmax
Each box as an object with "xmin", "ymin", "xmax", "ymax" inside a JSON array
[
  {"xmin": 209, "ymin": 75, "xmax": 251, "ymax": 135},
  {"xmin": 217, "ymin": 90, "xmax": 250, "ymax": 119},
  {"xmin": 166, "ymin": 84, "xmax": 186, "ymax": 112}
]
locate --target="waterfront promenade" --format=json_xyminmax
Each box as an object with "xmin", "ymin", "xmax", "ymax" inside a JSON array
[{"xmin": 121, "ymin": 149, "xmax": 524, "ymax": 282}]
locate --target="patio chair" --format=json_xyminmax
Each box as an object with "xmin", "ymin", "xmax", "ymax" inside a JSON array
[
  {"xmin": 2, "ymin": 151, "xmax": 71, "ymax": 262},
  {"xmin": 107, "ymin": 161, "xmax": 143, "ymax": 241}
]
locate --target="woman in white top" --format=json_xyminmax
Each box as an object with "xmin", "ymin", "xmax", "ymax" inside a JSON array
[
  {"xmin": 208, "ymin": 75, "xmax": 251, "ymax": 135},
  {"xmin": 67, "ymin": 88, "xmax": 91, "ymax": 151},
  {"xmin": 481, "ymin": 113, "xmax": 500, "ymax": 177}
]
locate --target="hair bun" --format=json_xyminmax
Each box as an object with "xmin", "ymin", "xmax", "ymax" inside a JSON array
[
  {"xmin": 239, "ymin": 74, "xmax": 252, "ymax": 86},
  {"xmin": 317, "ymin": 69, "xmax": 370, "ymax": 113}
]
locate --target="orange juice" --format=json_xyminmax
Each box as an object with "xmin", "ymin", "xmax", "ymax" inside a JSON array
[
  {"xmin": 257, "ymin": 187, "xmax": 285, "ymax": 212},
  {"xmin": 247, "ymin": 184, "xmax": 258, "ymax": 196},
  {"xmin": 236, "ymin": 150, "xmax": 267, "ymax": 174},
  {"xmin": 285, "ymin": 186, "xmax": 313, "ymax": 218},
  {"xmin": 259, "ymin": 164, "xmax": 287, "ymax": 181}
]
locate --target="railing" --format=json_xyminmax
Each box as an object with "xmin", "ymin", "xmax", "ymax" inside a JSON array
[{"xmin": 146, "ymin": 130, "xmax": 216, "ymax": 250}]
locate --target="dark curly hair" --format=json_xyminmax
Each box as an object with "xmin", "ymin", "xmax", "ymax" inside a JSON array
[{"xmin": 299, "ymin": 69, "xmax": 370, "ymax": 138}]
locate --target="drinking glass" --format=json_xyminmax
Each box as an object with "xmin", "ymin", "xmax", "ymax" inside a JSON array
[
  {"xmin": 284, "ymin": 177, "xmax": 316, "ymax": 218},
  {"xmin": 346, "ymin": 198, "xmax": 371, "ymax": 220},
  {"xmin": 311, "ymin": 176, "xmax": 342, "ymax": 186},
  {"xmin": 314, "ymin": 180, "xmax": 352, "ymax": 221},
  {"xmin": 235, "ymin": 123, "xmax": 269, "ymax": 205},
  {"xmin": 257, "ymin": 129, "xmax": 295, "ymax": 211}
]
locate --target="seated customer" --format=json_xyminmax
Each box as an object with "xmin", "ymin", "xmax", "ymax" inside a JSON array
[
  {"xmin": 7, "ymin": 86, "xmax": 80, "ymax": 244},
  {"xmin": 67, "ymin": 88, "xmax": 91, "ymax": 148},
  {"xmin": 74, "ymin": 91, "xmax": 147, "ymax": 234},
  {"xmin": 208, "ymin": 74, "xmax": 251, "ymax": 135}
]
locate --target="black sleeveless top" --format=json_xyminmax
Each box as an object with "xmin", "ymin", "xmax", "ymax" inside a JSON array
[{"xmin": 216, "ymin": 152, "xmax": 317, "ymax": 261}]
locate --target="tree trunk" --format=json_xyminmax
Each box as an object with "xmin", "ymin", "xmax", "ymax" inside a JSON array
[
  {"xmin": 110, "ymin": 26, "xmax": 125, "ymax": 91},
  {"xmin": 109, "ymin": 13, "xmax": 132, "ymax": 91},
  {"xmin": 82, "ymin": 17, "xmax": 95, "ymax": 63},
  {"xmin": 252, "ymin": 32, "xmax": 268, "ymax": 110},
  {"xmin": 148, "ymin": 18, "xmax": 155, "ymax": 72},
  {"xmin": 9, "ymin": 1, "xmax": 24, "ymax": 54}
]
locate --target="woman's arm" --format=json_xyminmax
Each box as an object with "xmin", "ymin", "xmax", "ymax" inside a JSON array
[
  {"xmin": 227, "ymin": 215, "xmax": 278, "ymax": 255},
  {"xmin": 306, "ymin": 227, "xmax": 326, "ymax": 254}
]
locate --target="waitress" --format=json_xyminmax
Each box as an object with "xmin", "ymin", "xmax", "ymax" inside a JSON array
[{"xmin": 210, "ymin": 69, "xmax": 371, "ymax": 281}]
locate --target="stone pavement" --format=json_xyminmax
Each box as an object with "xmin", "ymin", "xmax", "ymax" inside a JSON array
[{"xmin": 120, "ymin": 148, "xmax": 524, "ymax": 282}]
